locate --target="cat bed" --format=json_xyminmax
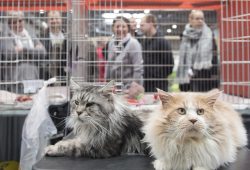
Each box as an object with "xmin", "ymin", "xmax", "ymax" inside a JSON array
[{"xmin": 33, "ymin": 148, "xmax": 250, "ymax": 170}]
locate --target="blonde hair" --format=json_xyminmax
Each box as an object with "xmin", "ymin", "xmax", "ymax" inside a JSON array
[
  {"xmin": 48, "ymin": 11, "xmax": 61, "ymax": 19},
  {"xmin": 189, "ymin": 10, "xmax": 204, "ymax": 20}
]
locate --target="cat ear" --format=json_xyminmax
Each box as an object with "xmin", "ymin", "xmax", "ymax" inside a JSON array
[
  {"xmin": 156, "ymin": 88, "xmax": 174, "ymax": 107},
  {"xmin": 99, "ymin": 80, "xmax": 115, "ymax": 93},
  {"xmin": 70, "ymin": 78, "xmax": 81, "ymax": 91},
  {"xmin": 205, "ymin": 89, "xmax": 222, "ymax": 107}
]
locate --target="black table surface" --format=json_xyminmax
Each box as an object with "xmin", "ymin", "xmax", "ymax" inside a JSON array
[{"xmin": 33, "ymin": 148, "xmax": 250, "ymax": 170}]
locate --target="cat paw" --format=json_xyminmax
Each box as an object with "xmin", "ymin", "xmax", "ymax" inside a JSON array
[
  {"xmin": 153, "ymin": 160, "xmax": 170, "ymax": 170},
  {"xmin": 45, "ymin": 141, "xmax": 82, "ymax": 157},
  {"xmin": 45, "ymin": 145, "xmax": 62, "ymax": 156},
  {"xmin": 71, "ymin": 147, "xmax": 82, "ymax": 157},
  {"xmin": 193, "ymin": 167, "xmax": 209, "ymax": 170}
]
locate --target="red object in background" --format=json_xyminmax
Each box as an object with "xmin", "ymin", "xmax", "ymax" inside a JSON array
[
  {"xmin": 96, "ymin": 47, "xmax": 106, "ymax": 82},
  {"xmin": 16, "ymin": 95, "xmax": 32, "ymax": 102},
  {"xmin": 87, "ymin": 0, "xmax": 221, "ymax": 10},
  {"xmin": 220, "ymin": 0, "xmax": 250, "ymax": 97},
  {"xmin": 0, "ymin": 0, "xmax": 68, "ymax": 11},
  {"xmin": 127, "ymin": 98, "xmax": 139, "ymax": 105},
  {"xmin": 1, "ymin": 0, "xmax": 222, "ymax": 12},
  {"xmin": 153, "ymin": 93, "xmax": 159, "ymax": 100}
]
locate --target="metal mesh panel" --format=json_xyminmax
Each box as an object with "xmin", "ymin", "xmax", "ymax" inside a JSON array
[
  {"xmin": 220, "ymin": 0, "xmax": 250, "ymax": 109},
  {"xmin": 0, "ymin": 1, "xmax": 69, "ymax": 107},
  {"xmin": 0, "ymin": 0, "xmax": 249, "ymax": 109},
  {"xmin": 70, "ymin": 5, "xmax": 218, "ymax": 93},
  {"xmin": 70, "ymin": 0, "xmax": 125, "ymax": 88}
]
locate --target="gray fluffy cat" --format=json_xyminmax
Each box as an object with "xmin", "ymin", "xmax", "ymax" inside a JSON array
[{"xmin": 45, "ymin": 80, "xmax": 145, "ymax": 158}]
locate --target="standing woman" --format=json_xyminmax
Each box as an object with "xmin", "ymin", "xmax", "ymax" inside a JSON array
[
  {"xmin": 0, "ymin": 11, "xmax": 46, "ymax": 92},
  {"xmin": 105, "ymin": 16, "xmax": 144, "ymax": 98},
  {"xmin": 177, "ymin": 10, "xmax": 218, "ymax": 92}
]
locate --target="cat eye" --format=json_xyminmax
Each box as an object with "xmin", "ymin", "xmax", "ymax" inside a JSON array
[
  {"xmin": 74, "ymin": 100, "xmax": 79, "ymax": 105},
  {"xmin": 177, "ymin": 108, "xmax": 186, "ymax": 115},
  {"xmin": 197, "ymin": 108, "xmax": 204, "ymax": 115},
  {"xmin": 86, "ymin": 102, "xmax": 94, "ymax": 107}
]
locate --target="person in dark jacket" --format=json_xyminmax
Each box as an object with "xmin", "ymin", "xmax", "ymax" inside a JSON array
[
  {"xmin": 140, "ymin": 14, "xmax": 174, "ymax": 92},
  {"xmin": 40, "ymin": 11, "xmax": 67, "ymax": 81}
]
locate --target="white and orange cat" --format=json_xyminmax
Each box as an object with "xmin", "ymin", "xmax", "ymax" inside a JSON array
[{"xmin": 143, "ymin": 89, "xmax": 247, "ymax": 170}]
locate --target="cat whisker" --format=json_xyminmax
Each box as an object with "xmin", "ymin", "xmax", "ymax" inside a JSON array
[
  {"xmin": 88, "ymin": 120, "xmax": 108, "ymax": 136},
  {"xmin": 83, "ymin": 116, "xmax": 105, "ymax": 133},
  {"xmin": 89, "ymin": 118, "xmax": 111, "ymax": 135},
  {"xmin": 88, "ymin": 120, "xmax": 100, "ymax": 131},
  {"xmin": 205, "ymin": 127, "xmax": 216, "ymax": 136},
  {"xmin": 50, "ymin": 115, "xmax": 68, "ymax": 119},
  {"xmin": 176, "ymin": 131, "xmax": 185, "ymax": 141},
  {"xmin": 55, "ymin": 119, "xmax": 66, "ymax": 128},
  {"xmin": 204, "ymin": 128, "xmax": 220, "ymax": 143},
  {"xmin": 75, "ymin": 125, "xmax": 84, "ymax": 134}
]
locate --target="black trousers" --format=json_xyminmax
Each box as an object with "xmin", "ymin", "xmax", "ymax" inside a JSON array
[{"xmin": 179, "ymin": 69, "xmax": 219, "ymax": 92}]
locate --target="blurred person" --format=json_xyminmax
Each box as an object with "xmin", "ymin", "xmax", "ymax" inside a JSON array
[
  {"xmin": 40, "ymin": 11, "xmax": 67, "ymax": 80},
  {"xmin": 0, "ymin": 11, "xmax": 46, "ymax": 93},
  {"xmin": 71, "ymin": 39, "xmax": 98, "ymax": 82},
  {"xmin": 0, "ymin": 20, "xmax": 5, "ymax": 84},
  {"xmin": 105, "ymin": 16, "xmax": 144, "ymax": 99},
  {"xmin": 86, "ymin": 41, "xmax": 99, "ymax": 82},
  {"xmin": 129, "ymin": 17, "xmax": 142, "ymax": 38},
  {"xmin": 96, "ymin": 40, "xmax": 106, "ymax": 82},
  {"xmin": 140, "ymin": 14, "xmax": 174, "ymax": 92},
  {"xmin": 176, "ymin": 10, "xmax": 219, "ymax": 92}
]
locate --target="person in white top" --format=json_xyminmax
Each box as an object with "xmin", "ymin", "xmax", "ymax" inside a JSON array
[
  {"xmin": 105, "ymin": 16, "xmax": 144, "ymax": 99},
  {"xmin": 7, "ymin": 11, "xmax": 46, "ymax": 54},
  {"xmin": 0, "ymin": 11, "xmax": 46, "ymax": 93}
]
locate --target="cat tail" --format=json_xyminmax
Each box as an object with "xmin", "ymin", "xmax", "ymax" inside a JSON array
[{"xmin": 121, "ymin": 115, "xmax": 147, "ymax": 155}]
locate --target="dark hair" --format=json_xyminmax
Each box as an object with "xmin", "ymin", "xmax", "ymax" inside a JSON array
[
  {"xmin": 144, "ymin": 14, "xmax": 157, "ymax": 28},
  {"xmin": 112, "ymin": 16, "xmax": 130, "ymax": 32}
]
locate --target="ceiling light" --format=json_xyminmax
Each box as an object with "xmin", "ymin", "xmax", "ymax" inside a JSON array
[
  {"xmin": 167, "ymin": 29, "xmax": 172, "ymax": 33},
  {"xmin": 114, "ymin": 10, "xmax": 119, "ymax": 14},
  {"xmin": 102, "ymin": 13, "xmax": 116, "ymax": 19},
  {"xmin": 172, "ymin": 24, "xmax": 177, "ymax": 29},
  {"xmin": 39, "ymin": 10, "xmax": 44, "ymax": 14}
]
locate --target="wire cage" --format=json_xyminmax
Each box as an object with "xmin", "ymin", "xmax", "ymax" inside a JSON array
[
  {"xmin": 0, "ymin": 0, "xmax": 250, "ymax": 166},
  {"xmin": 0, "ymin": 0, "xmax": 249, "ymax": 110},
  {"xmin": 70, "ymin": 1, "xmax": 221, "ymax": 95},
  {"xmin": 0, "ymin": 0, "xmax": 69, "ymax": 108},
  {"xmin": 220, "ymin": 0, "xmax": 250, "ymax": 109}
]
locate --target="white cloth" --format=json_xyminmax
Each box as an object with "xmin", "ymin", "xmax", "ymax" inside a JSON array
[
  {"xmin": 11, "ymin": 28, "xmax": 34, "ymax": 49},
  {"xmin": 49, "ymin": 31, "xmax": 65, "ymax": 46},
  {"xmin": 20, "ymin": 78, "xmax": 57, "ymax": 170}
]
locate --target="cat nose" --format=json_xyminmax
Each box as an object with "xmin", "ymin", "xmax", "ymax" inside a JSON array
[
  {"xmin": 189, "ymin": 119, "xmax": 197, "ymax": 124},
  {"xmin": 76, "ymin": 111, "xmax": 82, "ymax": 115}
]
